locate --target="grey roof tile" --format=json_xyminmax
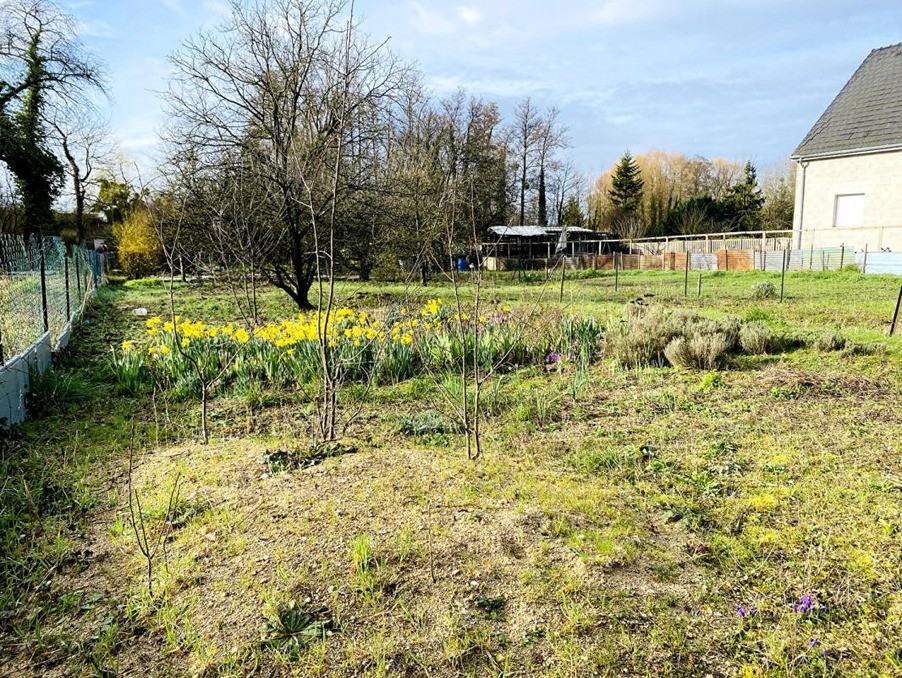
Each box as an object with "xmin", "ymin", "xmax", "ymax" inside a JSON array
[{"xmin": 794, "ymin": 43, "xmax": 902, "ymax": 158}]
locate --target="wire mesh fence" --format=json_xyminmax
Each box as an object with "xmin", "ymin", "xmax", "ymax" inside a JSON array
[{"xmin": 0, "ymin": 234, "xmax": 107, "ymax": 365}]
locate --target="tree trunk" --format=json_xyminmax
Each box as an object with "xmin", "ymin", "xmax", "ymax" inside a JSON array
[
  {"xmin": 74, "ymin": 176, "xmax": 85, "ymax": 243},
  {"xmin": 537, "ymin": 165, "xmax": 547, "ymax": 226},
  {"xmin": 285, "ymin": 276, "xmax": 315, "ymax": 310},
  {"xmin": 519, "ymin": 154, "xmax": 527, "ymax": 226}
]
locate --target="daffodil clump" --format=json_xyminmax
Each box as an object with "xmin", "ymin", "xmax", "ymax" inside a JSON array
[{"xmin": 110, "ymin": 299, "xmax": 604, "ymax": 398}]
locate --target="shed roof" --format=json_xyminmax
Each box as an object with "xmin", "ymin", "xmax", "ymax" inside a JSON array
[
  {"xmin": 545, "ymin": 226, "xmax": 594, "ymax": 233},
  {"xmin": 793, "ymin": 43, "xmax": 902, "ymax": 159},
  {"xmin": 488, "ymin": 226, "xmax": 549, "ymax": 237}
]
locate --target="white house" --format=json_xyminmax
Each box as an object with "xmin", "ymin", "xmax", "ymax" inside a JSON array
[{"xmin": 792, "ymin": 43, "xmax": 902, "ymax": 252}]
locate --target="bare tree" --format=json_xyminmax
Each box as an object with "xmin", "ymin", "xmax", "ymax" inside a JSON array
[
  {"xmin": 614, "ymin": 213, "xmax": 649, "ymax": 241},
  {"xmin": 549, "ymin": 159, "xmax": 580, "ymax": 226},
  {"xmin": 164, "ymin": 0, "xmax": 405, "ymax": 310},
  {"xmin": 510, "ymin": 97, "xmax": 542, "ymax": 227},
  {"xmin": 48, "ymin": 112, "xmax": 111, "ymax": 243},
  {"xmin": 535, "ymin": 107, "xmax": 568, "ymax": 226}
]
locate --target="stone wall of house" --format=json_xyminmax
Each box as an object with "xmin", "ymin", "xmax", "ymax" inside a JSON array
[{"xmin": 793, "ymin": 150, "xmax": 902, "ymax": 251}]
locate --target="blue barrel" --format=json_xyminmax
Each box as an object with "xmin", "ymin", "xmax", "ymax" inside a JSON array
[{"xmin": 457, "ymin": 257, "xmax": 467, "ymax": 271}]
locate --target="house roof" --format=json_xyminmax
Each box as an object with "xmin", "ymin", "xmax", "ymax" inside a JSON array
[{"xmin": 793, "ymin": 43, "xmax": 902, "ymax": 159}]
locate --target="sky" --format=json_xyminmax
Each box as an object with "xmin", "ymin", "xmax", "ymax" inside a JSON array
[{"xmin": 67, "ymin": 0, "xmax": 902, "ymax": 181}]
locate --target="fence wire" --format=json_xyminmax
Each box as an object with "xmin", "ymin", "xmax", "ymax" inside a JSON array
[{"xmin": 0, "ymin": 234, "xmax": 107, "ymax": 365}]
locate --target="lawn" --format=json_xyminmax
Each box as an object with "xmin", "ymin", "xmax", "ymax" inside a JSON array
[{"xmin": 1, "ymin": 269, "xmax": 900, "ymax": 677}]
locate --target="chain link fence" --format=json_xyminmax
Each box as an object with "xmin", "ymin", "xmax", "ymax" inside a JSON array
[{"xmin": 0, "ymin": 234, "xmax": 108, "ymax": 425}]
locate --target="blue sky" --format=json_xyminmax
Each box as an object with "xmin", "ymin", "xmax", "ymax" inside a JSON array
[{"xmin": 69, "ymin": 0, "xmax": 902, "ymax": 179}]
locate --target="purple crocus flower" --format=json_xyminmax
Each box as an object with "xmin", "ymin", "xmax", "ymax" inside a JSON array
[
  {"xmin": 736, "ymin": 605, "xmax": 757, "ymax": 618},
  {"xmin": 792, "ymin": 594, "xmax": 820, "ymax": 613},
  {"xmin": 545, "ymin": 351, "xmax": 563, "ymax": 365},
  {"xmin": 808, "ymin": 638, "xmax": 820, "ymax": 648}
]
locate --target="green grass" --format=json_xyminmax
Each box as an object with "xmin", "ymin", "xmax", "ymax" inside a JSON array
[{"xmin": 1, "ymin": 271, "xmax": 900, "ymax": 676}]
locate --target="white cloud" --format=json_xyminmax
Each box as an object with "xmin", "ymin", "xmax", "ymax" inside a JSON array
[
  {"xmin": 410, "ymin": 2, "xmax": 456, "ymax": 35},
  {"xmin": 456, "ymin": 5, "xmax": 482, "ymax": 26},
  {"xmin": 588, "ymin": 0, "xmax": 673, "ymax": 27},
  {"xmin": 409, "ymin": 2, "xmax": 485, "ymax": 35},
  {"xmin": 200, "ymin": 0, "xmax": 232, "ymax": 19},
  {"xmin": 426, "ymin": 73, "xmax": 553, "ymax": 99}
]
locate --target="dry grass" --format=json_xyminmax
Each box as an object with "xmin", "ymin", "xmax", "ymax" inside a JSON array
[{"xmin": 2, "ymin": 273, "xmax": 902, "ymax": 677}]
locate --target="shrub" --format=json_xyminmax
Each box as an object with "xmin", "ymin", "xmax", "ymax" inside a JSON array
[
  {"xmin": 714, "ymin": 316, "xmax": 742, "ymax": 351},
  {"xmin": 113, "ymin": 210, "xmax": 161, "ymax": 279},
  {"xmin": 814, "ymin": 331, "xmax": 846, "ymax": 352},
  {"xmin": 751, "ymin": 281, "xmax": 777, "ymax": 300},
  {"xmin": 612, "ymin": 303, "xmax": 770, "ymax": 371},
  {"xmin": 664, "ymin": 332, "xmax": 731, "ymax": 371},
  {"xmin": 740, "ymin": 321, "xmax": 774, "ymax": 354},
  {"xmin": 608, "ymin": 306, "xmax": 674, "ymax": 368},
  {"xmin": 840, "ymin": 341, "xmax": 884, "ymax": 357}
]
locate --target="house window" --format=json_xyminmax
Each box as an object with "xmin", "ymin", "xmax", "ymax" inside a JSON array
[{"xmin": 833, "ymin": 193, "xmax": 865, "ymax": 228}]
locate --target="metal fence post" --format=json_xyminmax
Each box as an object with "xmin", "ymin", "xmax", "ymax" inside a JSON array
[
  {"xmin": 75, "ymin": 252, "xmax": 82, "ymax": 301},
  {"xmin": 839, "ymin": 244, "xmax": 845, "ymax": 270},
  {"xmin": 683, "ymin": 251, "xmax": 689, "ymax": 297},
  {"xmin": 780, "ymin": 248, "xmax": 787, "ymax": 302},
  {"xmin": 40, "ymin": 244, "xmax": 49, "ymax": 332},
  {"xmin": 65, "ymin": 253, "xmax": 71, "ymax": 320},
  {"xmin": 863, "ymin": 243, "xmax": 868, "ymax": 274},
  {"xmin": 891, "ymin": 286, "xmax": 902, "ymax": 336}
]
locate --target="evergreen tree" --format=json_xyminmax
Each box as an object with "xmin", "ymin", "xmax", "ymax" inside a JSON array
[
  {"xmin": 608, "ymin": 151, "xmax": 644, "ymax": 214},
  {"xmin": 723, "ymin": 161, "xmax": 764, "ymax": 231},
  {"xmin": 560, "ymin": 195, "xmax": 585, "ymax": 227}
]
